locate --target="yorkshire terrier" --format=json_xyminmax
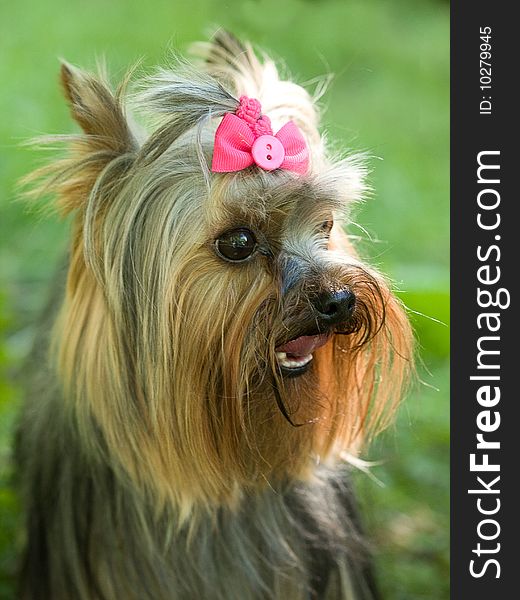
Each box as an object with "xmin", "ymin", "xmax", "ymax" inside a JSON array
[{"xmin": 17, "ymin": 32, "xmax": 412, "ymax": 599}]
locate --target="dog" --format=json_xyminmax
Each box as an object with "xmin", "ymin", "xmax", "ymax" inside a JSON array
[{"xmin": 17, "ymin": 32, "xmax": 413, "ymax": 599}]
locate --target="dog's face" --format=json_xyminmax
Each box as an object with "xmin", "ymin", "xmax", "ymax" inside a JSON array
[
  {"xmin": 27, "ymin": 41, "xmax": 412, "ymax": 516},
  {"xmin": 208, "ymin": 180, "xmax": 363, "ymax": 380},
  {"xmin": 168, "ymin": 170, "xmax": 386, "ymax": 402}
]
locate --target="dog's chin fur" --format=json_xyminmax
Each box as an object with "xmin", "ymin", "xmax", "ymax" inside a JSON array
[{"xmin": 17, "ymin": 31, "xmax": 413, "ymax": 599}]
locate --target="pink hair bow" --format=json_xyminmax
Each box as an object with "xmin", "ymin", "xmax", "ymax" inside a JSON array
[{"xmin": 211, "ymin": 96, "xmax": 309, "ymax": 175}]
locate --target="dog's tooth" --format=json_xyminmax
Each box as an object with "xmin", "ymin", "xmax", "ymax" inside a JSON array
[{"xmin": 276, "ymin": 353, "xmax": 313, "ymax": 369}]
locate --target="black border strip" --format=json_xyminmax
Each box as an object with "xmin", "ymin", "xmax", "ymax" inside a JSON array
[{"xmin": 451, "ymin": 3, "xmax": 516, "ymax": 597}]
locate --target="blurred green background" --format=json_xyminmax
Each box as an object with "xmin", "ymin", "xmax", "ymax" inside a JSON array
[{"xmin": 0, "ymin": 0, "xmax": 449, "ymax": 598}]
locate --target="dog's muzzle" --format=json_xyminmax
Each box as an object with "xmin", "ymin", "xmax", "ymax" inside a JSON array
[{"xmin": 275, "ymin": 287, "xmax": 356, "ymax": 377}]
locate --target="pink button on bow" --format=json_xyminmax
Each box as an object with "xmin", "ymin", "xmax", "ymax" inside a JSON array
[
  {"xmin": 251, "ymin": 135, "xmax": 285, "ymax": 170},
  {"xmin": 211, "ymin": 96, "xmax": 309, "ymax": 175}
]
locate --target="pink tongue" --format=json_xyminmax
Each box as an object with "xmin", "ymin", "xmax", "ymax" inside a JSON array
[{"xmin": 276, "ymin": 333, "xmax": 330, "ymax": 357}]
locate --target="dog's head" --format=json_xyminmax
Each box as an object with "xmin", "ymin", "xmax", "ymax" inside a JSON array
[{"xmin": 26, "ymin": 33, "xmax": 413, "ymax": 517}]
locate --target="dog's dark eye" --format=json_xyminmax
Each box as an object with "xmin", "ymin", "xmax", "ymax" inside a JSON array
[
  {"xmin": 320, "ymin": 219, "xmax": 334, "ymax": 235},
  {"xmin": 215, "ymin": 228, "xmax": 257, "ymax": 262}
]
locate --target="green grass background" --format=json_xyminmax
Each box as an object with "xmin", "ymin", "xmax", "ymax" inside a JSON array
[{"xmin": 0, "ymin": 0, "xmax": 449, "ymax": 598}]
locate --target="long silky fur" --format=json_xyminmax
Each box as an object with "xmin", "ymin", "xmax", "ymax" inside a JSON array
[{"xmin": 17, "ymin": 31, "xmax": 413, "ymax": 599}]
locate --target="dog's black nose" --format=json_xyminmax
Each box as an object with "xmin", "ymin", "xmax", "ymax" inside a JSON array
[{"xmin": 314, "ymin": 288, "xmax": 356, "ymax": 326}]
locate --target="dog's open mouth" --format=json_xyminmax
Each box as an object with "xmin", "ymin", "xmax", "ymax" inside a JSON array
[{"xmin": 275, "ymin": 333, "xmax": 330, "ymax": 376}]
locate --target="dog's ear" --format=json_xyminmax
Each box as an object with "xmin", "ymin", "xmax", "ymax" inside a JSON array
[
  {"xmin": 22, "ymin": 62, "xmax": 137, "ymax": 214},
  {"xmin": 60, "ymin": 62, "xmax": 136, "ymax": 155}
]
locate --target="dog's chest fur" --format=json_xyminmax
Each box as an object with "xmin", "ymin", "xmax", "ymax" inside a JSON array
[{"xmin": 19, "ymin": 414, "xmax": 375, "ymax": 600}]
